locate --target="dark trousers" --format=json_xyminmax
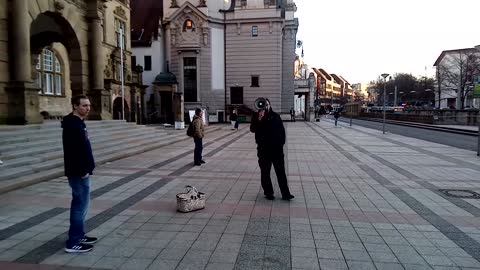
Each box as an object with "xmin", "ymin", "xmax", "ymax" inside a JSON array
[
  {"xmin": 194, "ymin": 137, "xmax": 203, "ymax": 163},
  {"xmin": 257, "ymin": 146, "xmax": 291, "ymax": 197}
]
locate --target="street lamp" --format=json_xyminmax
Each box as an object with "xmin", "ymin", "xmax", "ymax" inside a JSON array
[{"xmin": 381, "ymin": 73, "xmax": 389, "ymax": 134}]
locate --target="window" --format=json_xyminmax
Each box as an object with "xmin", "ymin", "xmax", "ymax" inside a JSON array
[
  {"xmin": 231, "ymin": 87, "xmax": 244, "ymax": 104},
  {"xmin": 240, "ymin": 0, "xmax": 247, "ymax": 7},
  {"xmin": 252, "ymin": 26, "xmax": 258, "ymax": 37},
  {"xmin": 131, "ymin": 56, "xmax": 136, "ymax": 68},
  {"xmin": 144, "ymin": 56, "xmax": 152, "ymax": 71},
  {"xmin": 183, "ymin": 19, "xmax": 195, "ymax": 32},
  {"xmin": 115, "ymin": 18, "xmax": 126, "ymax": 49},
  {"xmin": 184, "ymin": 57, "xmax": 197, "ymax": 102},
  {"xmin": 36, "ymin": 48, "xmax": 63, "ymax": 96},
  {"xmin": 251, "ymin": 76, "xmax": 259, "ymax": 87}
]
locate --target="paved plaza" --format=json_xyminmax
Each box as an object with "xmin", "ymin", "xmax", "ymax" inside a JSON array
[{"xmin": 1, "ymin": 119, "xmax": 480, "ymax": 270}]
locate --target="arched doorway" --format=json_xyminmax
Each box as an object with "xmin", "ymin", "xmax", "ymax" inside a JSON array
[
  {"xmin": 30, "ymin": 12, "xmax": 83, "ymax": 117},
  {"xmin": 113, "ymin": 97, "xmax": 130, "ymax": 120}
]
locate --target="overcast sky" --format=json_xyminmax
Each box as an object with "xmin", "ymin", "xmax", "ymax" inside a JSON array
[{"xmin": 295, "ymin": 0, "xmax": 480, "ymax": 84}]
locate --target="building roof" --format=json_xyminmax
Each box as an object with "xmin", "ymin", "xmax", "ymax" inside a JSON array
[
  {"xmin": 153, "ymin": 71, "xmax": 178, "ymax": 85},
  {"xmin": 130, "ymin": 0, "xmax": 163, "ymax": 47},
  {"xmin": 433, "ymin": 48, "xmax": 478, "ymax": 66},
  {"xmin": 314, "ymin": 68, "xmax": 332, "ymax": 81},
  {"xmin": 330, "ymin": 74, "xmax": 344, "ymax": 85}
]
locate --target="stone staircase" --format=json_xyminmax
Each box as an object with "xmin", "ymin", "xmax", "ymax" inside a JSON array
[{"xmin": 0, "ymin": 120, "xmax": 216, "ymax": 194}]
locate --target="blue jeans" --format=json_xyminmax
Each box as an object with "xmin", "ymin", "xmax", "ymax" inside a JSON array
[
  {"xmin": 66, "ymin": 175, "xmax": 90, "ymax": 248},
  {"xmin": 194, "ymin": 137, "xmax": 203, "ymax": 163}
]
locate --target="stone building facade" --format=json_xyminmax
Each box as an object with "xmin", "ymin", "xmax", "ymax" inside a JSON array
[
  {"xmin": 0, "ymin": 0, "xmax": 144, "ymax": 125},
  {"xmin": 159, "ymin": 0, "xmax": 298, "ymax": 123}
]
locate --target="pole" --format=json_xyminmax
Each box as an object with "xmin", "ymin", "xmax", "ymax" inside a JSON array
[
  {"xmin": 350, "ymin": 114, "xmax": 352, "ymax": 126},
  {"xmin": 383, "ymin": 83, "xmax": 386, "ymax": 134},
  {"xmin": 394, "ymin": 85, "xmax": 397, "ymax": 106},
  {"xmin": 478, "ymin": 109, "xmax": 480, "ymax": 156},
  {"xmin": 381, "ymin": 73, "xmax": 389, "ymax": 134},
  {"xmin": 120, "ymin": 27, "xmax": 125, "ymax": 121}
]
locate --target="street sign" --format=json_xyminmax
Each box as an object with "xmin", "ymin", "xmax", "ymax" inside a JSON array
[{"xmin": 474, "ymin": 84, "xmax": 480, "ymax": 98}]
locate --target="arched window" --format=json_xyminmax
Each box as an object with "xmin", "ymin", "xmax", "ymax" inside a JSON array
[
  {"xmin": 36, "ymin": 48, "xmax": 63, "ymax": 96},
  {"xmin": 183, "ymin": 19, "xmax": 195, "ymax": 32}
]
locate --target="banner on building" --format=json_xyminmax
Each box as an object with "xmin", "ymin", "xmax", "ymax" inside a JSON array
[{"xmin": 475, "ymin": 76, "xmax": 480, "ymax": 98}]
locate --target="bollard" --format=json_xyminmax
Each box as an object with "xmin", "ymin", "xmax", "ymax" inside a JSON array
[{"xmin": 350, "ymin": 115, "xmax": 352, "ymax": 126}]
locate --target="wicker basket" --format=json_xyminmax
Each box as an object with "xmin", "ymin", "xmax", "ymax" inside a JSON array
[{"xmin": 176, "ymin": 185, "xmax": 205, "ymax": 213}]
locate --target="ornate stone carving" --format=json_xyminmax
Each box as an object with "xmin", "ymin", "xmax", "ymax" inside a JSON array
[
  {"xmin": 113, "ymin": 6, "xmax": 127, "ymax": 20},
  {"xmin": 54, "ymin": 0, "xmax": 65, "ymax": 12},
  {"xmin": 198, "ymin": 0, "xmax": 207, "ymax": 7},
  {"xmin": 170, "ymin": 0, "xmax": 179, "ymax": 8},
  {"xmin": 64, "ymin": 0, "xmax": 86, "ymax": 9},
  {"xmin": 202, "ymin": 27, "xmax": 208, "ymax": 45}
]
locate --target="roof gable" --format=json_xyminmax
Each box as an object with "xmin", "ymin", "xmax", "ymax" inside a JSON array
[
  {"xmin": 167, "ymin": 1, "xmax": 208, "ymax": 22},
  {"xmin": 433, "ymin": 48, "xmax": 477, "ymax": 66}
]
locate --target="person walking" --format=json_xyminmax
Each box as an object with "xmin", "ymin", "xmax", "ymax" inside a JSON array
[
  {"xmin": 290, "ymin": 107, "xmax": 295, "ymax": 122},
  {"xmin": 333, "ymin": 110, "xmax": 340, "ymax": 126},
  {"xmin": 250, "ymin": 99, "xmax": 294, "ymax": 201},
  {"xmin": 230, "ymin": 110, "xmax": 238, "ymax": 130},
  {"xmin": 192, "ymin": 108, "xmax": 205, "ymax": 166},
  {"xmin": 62, "ymin": 95, "xmax": 97, "ymax": 253}
]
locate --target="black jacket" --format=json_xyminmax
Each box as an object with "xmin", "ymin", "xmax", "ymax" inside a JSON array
[
  {"xmin": 62, "ymin": 113, "xmax": 95, "ymax": 177},
  {"xmin": 250, "ymin": 109, "xmax": 286, "ymax": 147}
]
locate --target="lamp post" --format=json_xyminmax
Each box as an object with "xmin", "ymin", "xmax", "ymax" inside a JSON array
[{"xmin": 381, "ymin": 73, "xmax": 389, "ymax": 134}]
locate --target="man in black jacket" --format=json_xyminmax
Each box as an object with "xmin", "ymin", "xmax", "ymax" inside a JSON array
[
  {"xmin": 250, "ymin": 99, "xmax": 294, "ymax": 201},
  {"xmin": 62, "ymin": 95, "xmax": 97, "ymax": 253}
]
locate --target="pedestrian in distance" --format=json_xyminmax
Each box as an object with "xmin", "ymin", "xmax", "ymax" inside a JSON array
[
  {"xmin": 333, "ymin": 110, "xmax": 340, "ymax": 126},
  {"xmin": 230, "ymin": 110, "xmax": 238, "ymax": 130},
  {"xmin": 290, "ymin": 107, "xmax": 295, "ymax": 122},
  {"xmin": 192, "ymin": 108, "xmax": 205, "ymax": 166},
  {"xmin": 62, "ymin": 95, "xmax": 97, "ymax": 253},
  {"xmin": 250, "ymin": 99, "xmax": 294, "ymax": 201}
]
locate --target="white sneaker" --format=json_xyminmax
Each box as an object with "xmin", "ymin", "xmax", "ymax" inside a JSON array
[{"xmin": 64, "ymin": 243, "xmax": 93, "ymax": 253}]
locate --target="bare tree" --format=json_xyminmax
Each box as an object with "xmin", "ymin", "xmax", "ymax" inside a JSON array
[{"xmin": 438, "ymin": 50, "xmax": 480, "ymax": 109}]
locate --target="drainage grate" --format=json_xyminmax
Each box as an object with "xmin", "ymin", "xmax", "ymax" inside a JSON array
[{"xmin": 439, "ymin": 189, "xmax": 480, "ymax": 199}]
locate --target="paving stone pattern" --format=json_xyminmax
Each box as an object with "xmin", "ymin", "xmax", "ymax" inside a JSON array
[{"xmin": 1, "ymin": 121, "xmax": 480, "ymax": 269}]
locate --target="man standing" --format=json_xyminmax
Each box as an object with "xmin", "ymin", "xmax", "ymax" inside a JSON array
[
  {"xmin": 290, "ymin": 107, "xmax": 295, "ymax": 122},
  {"xmin": 62, "ymin": 95, "xmax": 97, "ymax": 253},
  {"xmin": 250, "ymin": 99, "xmax": 294, "ymax": 201},
  {"xmin": 192, "ymin": 108, "xmax": 205, "ymax": 166},
  {"xmin": 333, "ymin": 110, "xmax": 340, "ymax": 126}
]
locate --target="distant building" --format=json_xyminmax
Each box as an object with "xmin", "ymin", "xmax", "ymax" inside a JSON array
[
  {"xmin": 433, "ymin": 48, "xmax": 480, "ymax": 109},
  {"xmin": 150, "ymin": 0, "xmax": 299, "ymax": 124}
]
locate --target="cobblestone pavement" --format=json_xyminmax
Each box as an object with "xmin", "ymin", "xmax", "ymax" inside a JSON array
[{"xmin": 1, "ymin": 120, "xmax": 480, "ymax": 270}]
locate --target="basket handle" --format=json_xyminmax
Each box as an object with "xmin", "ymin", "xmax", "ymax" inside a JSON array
[{"xmin": 185, "ymin": 185, "xmax": 198, "ymax": 195}]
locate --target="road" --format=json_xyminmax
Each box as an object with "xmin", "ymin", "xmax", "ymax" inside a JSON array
[{"xmin": 332, "ymin": 116, "xmax": 478, "ymax": 152}]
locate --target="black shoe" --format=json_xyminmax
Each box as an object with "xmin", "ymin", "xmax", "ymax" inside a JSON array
[
  {"xmin": 64, "ymin": 243, "xmax": 93, "ymax": 253},
  {"xmin": 200, "ymin": 160, "xmax": 206, "ymax": 164},
  {"xmin": 282, "ymin": 194, "xmax": 295, "ymax": 201},
  {"xmin": 265, "ymin": 195, "xmax": 275, "ymax": 200},
  {"xmin": 80, "ymin": 236, "xmax": 98, "ymax": 245},
  {"xmin": 194, "ymin": 162, "xmax": 201, "ymax": 166}
]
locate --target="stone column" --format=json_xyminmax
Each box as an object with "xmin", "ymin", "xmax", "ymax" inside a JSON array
[
  {"xmin": 86, "ymin": 5, "xmax": 111, "ymax": 120},
  {"xmin": 5, "ymin": 0, "xmax": 42, "ymax": 124},
  {"xmin": 12, "ymin": 0, "xmax": 30, "ymax": 81}
]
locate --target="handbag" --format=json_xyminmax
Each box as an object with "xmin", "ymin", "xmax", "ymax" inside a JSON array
[{"xmin": 176, "ymin": 185, "xmax": 205, "ymax": 213}]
